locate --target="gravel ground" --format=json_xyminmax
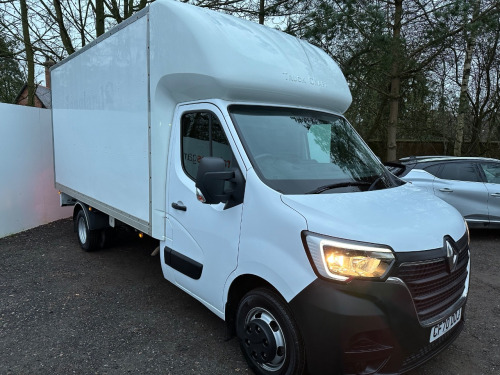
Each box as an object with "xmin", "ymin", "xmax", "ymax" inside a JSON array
[{"xmin": 0, "ymin": 218, "xmax": 498, "ymax": 375}]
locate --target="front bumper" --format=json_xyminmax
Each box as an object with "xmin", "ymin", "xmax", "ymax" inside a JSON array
[{"xmin": 289, "ymin": 277, "xmax": 466, "ymax": 375}]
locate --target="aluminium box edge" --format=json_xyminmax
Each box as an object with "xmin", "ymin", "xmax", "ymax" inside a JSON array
[{"xmin": 56, "ymin": 183, "xmax": 151, "ymax": 234}]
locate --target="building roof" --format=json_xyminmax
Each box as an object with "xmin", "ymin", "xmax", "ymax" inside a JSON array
[
  {"xmin": 15, "ymin": 84, "xmax": 52, "ymax": 109},
  {"xmin": 35, "ymin": 85, "xmax": 51, "ymax": 108}
]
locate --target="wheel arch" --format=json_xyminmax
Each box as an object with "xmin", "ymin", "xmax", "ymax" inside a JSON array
[
  {"xmin": 72, "ymin": 201, "xmax": 109, "ymax": 232},
  {"xmin": 72, "ymin": 202, "xmax": 87, "ymax": 232},
  {"xmin": 225, "ymin": 274, "xmax": 284, "ymax": 337}
]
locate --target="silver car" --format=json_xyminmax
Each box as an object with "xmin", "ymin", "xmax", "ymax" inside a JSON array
[{"xmin": 387, "ymin": 156, "xmax": 500, "ymax": 228}]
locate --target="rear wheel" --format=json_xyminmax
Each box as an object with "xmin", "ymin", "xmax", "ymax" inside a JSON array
[
  {"xmin": 236, "ymin": 288, "xmax": 306, "ymax": 375},
  {"xmin": 76, "ymin": 210, "xmax": 102, "ymax": 251}
]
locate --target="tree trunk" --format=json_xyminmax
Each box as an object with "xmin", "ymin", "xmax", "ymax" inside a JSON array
[
  {"xmin": 124, "ymin": 0, "xmax": 133, "ymax": 20},
  {"xmin": 96, "ymin": 0, "xmax": 105, "ymax": 37},
  {"xmin": 53, "ymin": 0, "xmax": 75, "ymax": 55},
  {"xmin": 386, "ymin": 0, "xmax": 403, "ymax": 161},
  {"xmin": 109, "ymin": 0, "xmax": 123, "ymax": 23},
  {"xmin": 454, "ymin": 1, "xmax": 480, "ymax": 156},
  {"xmin": 19, "ymin": 0, "xmax": 35, "ymax": 107},
  {"xmin": 78, "ymin": 0, "xmax": 86, "ymax": 47},
  {"xmin": 259, "ymin": 0, "xmax": 265, "ymax": 25},
  {"xmin": 454, "ymin": 36, "xmax": 475, "ymax": 156}
]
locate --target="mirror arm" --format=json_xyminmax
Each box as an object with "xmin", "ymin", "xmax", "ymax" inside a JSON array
[{"xmin": 224, "ymin": 168, "xmax": 245, "ymax": 210}]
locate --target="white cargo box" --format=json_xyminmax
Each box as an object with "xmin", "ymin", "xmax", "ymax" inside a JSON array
[
  {"xmin": 52, "ymin": 12, "xmax": 150, "ymax": 233},
  {"xmin": 52, "ymin": 0, "xmax": 351, "ymax": 239}
]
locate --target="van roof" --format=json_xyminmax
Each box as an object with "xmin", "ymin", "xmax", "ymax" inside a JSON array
[{"xmin": 149, "ymin": 0, "xmax": 352, "ymax": 114}]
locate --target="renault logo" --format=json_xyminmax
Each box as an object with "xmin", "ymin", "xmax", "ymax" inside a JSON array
[{"xmin": 446, "ymin": 241, "xmax": 458, "ymax": 273}]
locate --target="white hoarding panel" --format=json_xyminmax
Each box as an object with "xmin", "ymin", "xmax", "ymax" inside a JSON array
[{"xmin": 0, "ymin": 104, "xmax": 71, "ymax": 238}]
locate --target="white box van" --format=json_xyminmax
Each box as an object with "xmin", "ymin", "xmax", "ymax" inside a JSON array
[{"xmin": 51, "ymin": 1, "xmax": 470, "ymax": 374}]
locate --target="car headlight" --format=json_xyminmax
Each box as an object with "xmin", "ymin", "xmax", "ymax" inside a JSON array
[{"xmin": 303, "ymin": 231, "xmax": 395, "ymax": 282}]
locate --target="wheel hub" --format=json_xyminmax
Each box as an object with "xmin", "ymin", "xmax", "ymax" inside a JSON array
[
  {"xmin": 244, "ymin": 319, "xmax": 277, "ymax": 364},
  {"xmin": 78, "ymin": 216, "xmax": 87, "ymax": 243},
  {"xmin": 242, "ymin": 308, "xmax": 286, "ymax": 370}
]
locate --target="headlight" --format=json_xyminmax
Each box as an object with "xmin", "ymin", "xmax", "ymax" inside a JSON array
[{"xmin": 303, "ymin": 231, "xmax": 395, "ymax": 282}]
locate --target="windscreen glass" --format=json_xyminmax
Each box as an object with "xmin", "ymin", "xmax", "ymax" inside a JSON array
[{"xmin": 229, "ymin": 105, "xmax": 396, "ymax": 194}]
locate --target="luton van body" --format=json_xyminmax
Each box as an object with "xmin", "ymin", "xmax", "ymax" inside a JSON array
[{"xmin": 52, "ymin": 1, "xmax": 470, "ymax": 374}]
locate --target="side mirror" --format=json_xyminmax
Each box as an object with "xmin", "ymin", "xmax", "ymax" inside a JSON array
[{"xmin": 195, "ymin": 157, "xmax": 245, "ymax": 209}]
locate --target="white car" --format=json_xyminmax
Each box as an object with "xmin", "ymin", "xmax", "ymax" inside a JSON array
[{"xmin": 388, "ymin": 156, "xmax": 500, "ymax": 228}]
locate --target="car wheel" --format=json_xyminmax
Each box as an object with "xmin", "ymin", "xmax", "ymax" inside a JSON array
[{"xmin": 236, "ymin": 288, "xmax": 306, "ymax": 375}]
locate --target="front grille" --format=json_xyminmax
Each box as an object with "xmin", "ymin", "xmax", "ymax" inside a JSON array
[{"xmin": 395, "ymin": 236, "xmax": 469, "ymax": 322}]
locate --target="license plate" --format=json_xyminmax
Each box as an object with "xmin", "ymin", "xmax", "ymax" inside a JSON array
[{"xmin": 429, "ymin": 307, "xmax": 462, "ymax": 343}]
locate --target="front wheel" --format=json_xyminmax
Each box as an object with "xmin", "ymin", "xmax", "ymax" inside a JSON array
[{"xmin": 236, "ymin": 288, "xmax": 306, "ymax": 375}]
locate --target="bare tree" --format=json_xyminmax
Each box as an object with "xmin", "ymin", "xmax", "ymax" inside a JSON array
[
  {"xmin": 302, "ymin": 0, "xmax": 500, "ymax": 160},
  {"xmin": 37, "ymin": 0, "xmax": 76, "ymax": 55},
  {"xmin": 454, "ymin": 0, "xmax": 481, "ymax": 156},
  {"xmin": 386, "ymin": 0, "xmax": 403, "ymax": 161},
  {"xmin": 19, "ymin": 0, "xmax": 35, "ymax": 105}
]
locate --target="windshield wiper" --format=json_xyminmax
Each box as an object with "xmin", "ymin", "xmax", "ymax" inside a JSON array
[{"xmin": 306, "ymin": 181, "xmax": 371, "ymax": 194}]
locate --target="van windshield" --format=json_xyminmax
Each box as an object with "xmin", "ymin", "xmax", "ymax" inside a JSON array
[{"xmin": 229, "ymin": 105, "xmax": 397, "ymax": 194}]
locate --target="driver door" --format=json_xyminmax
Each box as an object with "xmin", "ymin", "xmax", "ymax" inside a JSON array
[{"xmin": 163, "ymin": 103, "xmax": 244, "ymax": 313}]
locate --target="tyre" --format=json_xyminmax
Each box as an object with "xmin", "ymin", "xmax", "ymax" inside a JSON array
[
  {"xmin": 76, "ymin": 210, "xmax": 102, "ymax": 251},
  {"xmin": 236, "ymin": 288, "xmax": 306, "ymax": 375}
]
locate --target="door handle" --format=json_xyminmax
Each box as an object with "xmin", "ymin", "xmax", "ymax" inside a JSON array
[
  {"xmin": 439, "ymin": 188, "xmax": 453, "ymax": 193},
  {"xmin": 171, "ymin": 202, "xmax": 187, "ymax": 211},
  {"xmin": 491, "ymin": 193, "xmax": 500, "ymax": 198}
]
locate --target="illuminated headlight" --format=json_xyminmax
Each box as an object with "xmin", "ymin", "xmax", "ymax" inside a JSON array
[{"xmin": 303, "ymin": 231, "xmax": 395, "ymax": 282}]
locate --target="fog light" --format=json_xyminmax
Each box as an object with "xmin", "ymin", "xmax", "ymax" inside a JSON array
[{"xmin": 344, "ymin": 337, "xmax": 393, "ymax": 375}]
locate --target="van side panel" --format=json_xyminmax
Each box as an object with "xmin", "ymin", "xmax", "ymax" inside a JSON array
[{"xmin": 52, "ymin": 15, "xmax": 151, "ymax": 228}]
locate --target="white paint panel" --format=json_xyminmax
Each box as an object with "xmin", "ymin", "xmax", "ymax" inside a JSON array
[
  {"xmin": 0, "ymin": 103, "xmax": 71, "ymax": 238},
  {"xmin": 52, "ymin": 16, "xmax": 150, "ymax": 222},
  {"xmin": 232, "ymin": 170, "xmax": 315, "ymax": 303},
  {"xmin": 281, "ymin": 184, "xmax": 467, "ymax": 252}
]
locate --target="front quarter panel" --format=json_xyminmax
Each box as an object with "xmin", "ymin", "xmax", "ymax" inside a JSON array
[{"xmin": 227, "ymin": 170, "xmax": 316, "ymax": 303}]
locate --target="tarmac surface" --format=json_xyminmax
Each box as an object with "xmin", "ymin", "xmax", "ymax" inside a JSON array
[{"xmin": 1, "ymin": 218, "xmax": 499, "ymax": 375}]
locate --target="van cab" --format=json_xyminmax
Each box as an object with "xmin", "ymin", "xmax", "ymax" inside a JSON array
[{"xmin": 162, "ymin": 100, "xmax": 469, "ymax": 375}]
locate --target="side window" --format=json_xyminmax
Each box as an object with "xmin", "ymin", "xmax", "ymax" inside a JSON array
[
  {"xmin": 181, "ymin": 112, "xmax": 235, "ymax": 180},
  {"xmin": 424, "ymin": 164, "xmax": 441, "ymax": 177},
  {"xmin": 436, "ymin": 162, "xmax": 480, "ymax": 182},
  {"xmin": 480, "ymin": 163, "xmax": 500, "ymax": 183}
]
